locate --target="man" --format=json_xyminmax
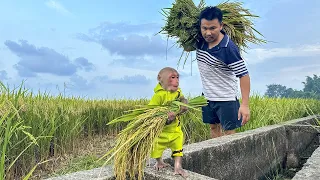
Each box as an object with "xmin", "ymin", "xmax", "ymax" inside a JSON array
[{"xmin": 196, "ymin": 6, "xmax": 251, "ymax": 138}]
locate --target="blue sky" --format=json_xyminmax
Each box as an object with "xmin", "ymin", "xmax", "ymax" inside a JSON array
[{"xmin": 0, "ymin": 0, "xmax": 319, "ymax": 99}]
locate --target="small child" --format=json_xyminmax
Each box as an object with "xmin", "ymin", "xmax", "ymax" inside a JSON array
[{"xmin": 148, "ymin": 67, "xmax": 188, "ymax": 178}]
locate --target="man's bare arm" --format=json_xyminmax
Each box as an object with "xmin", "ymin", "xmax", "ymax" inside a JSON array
[
  {"xmin": 239, "ymin": 74, "xmax": 250, "ymax": 125},
  {"xmin": 239, "ymin": 74, "xmax": 250, "ymax": 106}
]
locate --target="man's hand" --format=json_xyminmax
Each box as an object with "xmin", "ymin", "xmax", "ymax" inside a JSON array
[{"xmin": 238, "ymin": 104, "xmax": 250, "ymax": 125}]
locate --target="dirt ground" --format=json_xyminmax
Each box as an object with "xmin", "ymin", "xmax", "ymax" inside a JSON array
[{"xmin": 30, "ymin": 134, "xmax": 116, "ymax": 180}]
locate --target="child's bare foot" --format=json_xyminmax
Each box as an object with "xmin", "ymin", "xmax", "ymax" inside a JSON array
[
  {"xmin": 174, "ymin": 168, "xmax": 188, "ymax": 178},
  {"xmin": 154, "ymin": 161, "xmax": 169, "ymax": 170}
]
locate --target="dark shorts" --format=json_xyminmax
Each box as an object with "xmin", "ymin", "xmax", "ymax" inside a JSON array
[{"xmin": 202, "ymin": 98, "xmax": 242, "ymax": 130}]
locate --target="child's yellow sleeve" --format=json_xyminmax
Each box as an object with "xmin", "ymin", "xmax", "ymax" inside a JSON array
[{"xmin": 148, "ymin": 93, "xmax": 163, "ymax": 105}]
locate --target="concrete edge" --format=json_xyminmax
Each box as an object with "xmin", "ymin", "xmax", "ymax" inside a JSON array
[
  {"xmin": 44, "ymin": 165, "xmax": 115, "ymax": 180},
  {"xmin": 157, "ymin": 115, "xmax": 320, "ymax": 175},
  {"xmin": 284, "ymin": 124, "xmax": 320, "ymax": 134},
  {"xmin": 292, "ymin": 146, "xmax": 320, "ymax": 179},
  {"xmin": 44, "ymin": 164, "xmax": 218, "ymax": 180},
  {"xmin": 161, "ymin": 123, "xmax": 287, "ymax": 163},
  {"xmin": 143, "ymin": 166, "xmax": 218, "ymax": 180},
  {"xmin": 44, "ymin": 115, "xmax": 320, "ymax": 180},
  {"xmin": 279, "ymin": 115, "xmax": 320, "ymax": 126}
]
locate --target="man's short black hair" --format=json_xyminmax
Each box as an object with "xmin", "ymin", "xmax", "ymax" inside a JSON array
[{"xmin": 199, "ymin": 6, "xmax": 223, "ymax": 23}]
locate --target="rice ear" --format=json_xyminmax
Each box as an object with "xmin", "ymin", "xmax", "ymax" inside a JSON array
[
  {"xmin": 158, "ymin": 0, "xmax": 266, "ymax": 66},
  {"xmin": 103, "ymin": 96, "xmax": 208, "ymax": 180}
]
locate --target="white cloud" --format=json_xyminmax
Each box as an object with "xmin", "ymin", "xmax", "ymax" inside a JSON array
[
  {"xmin": 278, "ymin": 64, "xmax": 320, "ymax": 83},
  {"xmin": 45, "ymin": 0, "xmax": 73, "ymax": 17},
  {"xmin": 244, "ymin": 44, "xmax": 320, "ymax": 64},
  {"xmin": 280, "ymin": 64, "xmax": 320, "ymax": 73}
]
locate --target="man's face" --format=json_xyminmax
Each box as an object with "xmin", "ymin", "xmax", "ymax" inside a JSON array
[{"xmin": 200, "ymin": 18, "xmax": 223, "ymax": 43}]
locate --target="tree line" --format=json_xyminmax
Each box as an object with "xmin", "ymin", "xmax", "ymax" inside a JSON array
[{"xmin": 264, "ymin": 74, "xmax": 320, "ymax": 99}]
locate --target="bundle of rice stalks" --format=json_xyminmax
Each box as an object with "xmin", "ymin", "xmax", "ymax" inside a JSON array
[
  {"xmin": 100, "ymin": 95, "xmax": 208, "ymax": 180},
  {"xmin": 158, "ymin": 0, "xmax": 266, "ymax": 67}
]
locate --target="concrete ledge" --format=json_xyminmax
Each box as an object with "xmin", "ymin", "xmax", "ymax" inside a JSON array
[
  {"xmin": 285, "ymin": 124, "xmax": 320, "ymax": 157},
  {"xmin": 170, "ymin": 125, "xmax": 288, "ymax": 180},
  {"xmin": 143, "ymin": 166, "xmax": 218, "ymax": 180},
  {"xmin": 280, "ymin": 115, "xmax": 320, "ymax": 126},
  {"xmin": 44, "ymin": 166, "xmax": 115, "ymax": 180},
  {"xmin": 159, "ymin": 115, "xmax": 320, "ymax": 180},
  {"xmin": 45, "ymin": 165, "xmax": 216, "ymax": 180},
  {"xmin": 44, "ymin": 115, "xmax": 320, "ymax": 180},
  {"xmin": 292, "ymin": 146, "xmax": 320, "ymax": 180}
]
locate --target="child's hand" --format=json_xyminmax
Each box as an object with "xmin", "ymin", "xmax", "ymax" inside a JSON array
[
  {"xmin": 181, "ymin": 105, "xmax": 188, "ymax": 113},
  {"xmin": 168, "ymin": 112, "xmax": 176, "ymax": 121},
  {"xmin": 180, "ymin": 99, "xmax": 188, "ymax": 113},
  {"xmin": 166, "ymin": 112, "xmax": 176, "ymax": 124}
]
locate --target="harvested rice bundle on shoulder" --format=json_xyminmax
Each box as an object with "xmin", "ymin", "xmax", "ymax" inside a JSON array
[
  {"xmin": 158, "ymin": 0, "xmax": 266, "ymax": 65},
  {"xmin": 99, "ymin": 96, "xmax": 208, "ymax": 180}
]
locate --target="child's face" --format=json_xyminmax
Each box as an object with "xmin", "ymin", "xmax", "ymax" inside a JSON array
[{"xmin": 166, "ymin": 72, "xmax": 179, "ymax": 92}]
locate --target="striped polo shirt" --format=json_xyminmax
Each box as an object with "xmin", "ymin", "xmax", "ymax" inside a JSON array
[{"xmin": 196, "ymin": 31, "xmax": 249, "ymax": 101}]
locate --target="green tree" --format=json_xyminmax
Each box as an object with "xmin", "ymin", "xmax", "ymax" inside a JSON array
[
  {"xmin": 303, "ymin": 74, "xmax": 320, "ymax": 94},
  {"xmin": 265, "ymin": 84, "xmax": 287, "ymax": 98},
  {"xmin": 265, "ymin": 74, "xmax": 320, "ymax": 99},
  {"xmin": 283, "ymin": 88, "xmax": 294, "ymax": 98}
]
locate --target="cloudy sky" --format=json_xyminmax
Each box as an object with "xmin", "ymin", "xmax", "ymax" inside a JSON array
[{"xmin": 0, "ymin": 0, "xmax": 319, "ymax": 99}]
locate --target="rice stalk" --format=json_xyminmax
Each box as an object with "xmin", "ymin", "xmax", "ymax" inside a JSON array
[
  {"xmin": 0, "ymin": 92, "xmax": 45, "ymax": 180},
  {"xmin": 158, "ymin": 0, "xmax": 266, "ymax": 67},
  {"xmin": 1, "ymin": 79, "xmax": 320, "ymax": 179},
  {"xmin": 101, "ymin": 96, "xmax": 208, "ymax": 180}
]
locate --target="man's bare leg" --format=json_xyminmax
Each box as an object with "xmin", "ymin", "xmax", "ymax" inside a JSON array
[
  {"xmin": 224, "ymin": 129, "xmax": 236, "ymax": 135},
  {"xmin": 154, "ymin": 157, "xmax": 169, "ymax": 170},
  {"xmin": 173, "ymin": 156, "xmax": 188, "ymax": 178},
  {"xmin": 210, "ymin": 124, "xmax": 223, "ymax": 138}
]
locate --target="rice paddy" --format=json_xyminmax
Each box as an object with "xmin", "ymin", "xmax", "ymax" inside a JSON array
[{"xmin": 1, "ymin": 81, "xmax": 320, "ymax": 180}]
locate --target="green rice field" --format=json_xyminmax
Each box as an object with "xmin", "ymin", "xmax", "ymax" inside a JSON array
[{"xmin": 1, "ymin": 81, "xmax": 320, "ymax": 180}]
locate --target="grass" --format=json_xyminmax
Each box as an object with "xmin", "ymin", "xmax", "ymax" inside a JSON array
[
  {"xmin": 41, "ymin": 135, "xmax": 114, "ymax": 179},
  {"xmin": 0, "ymin": 80, "xmax": 320, "ymax": 179}
]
